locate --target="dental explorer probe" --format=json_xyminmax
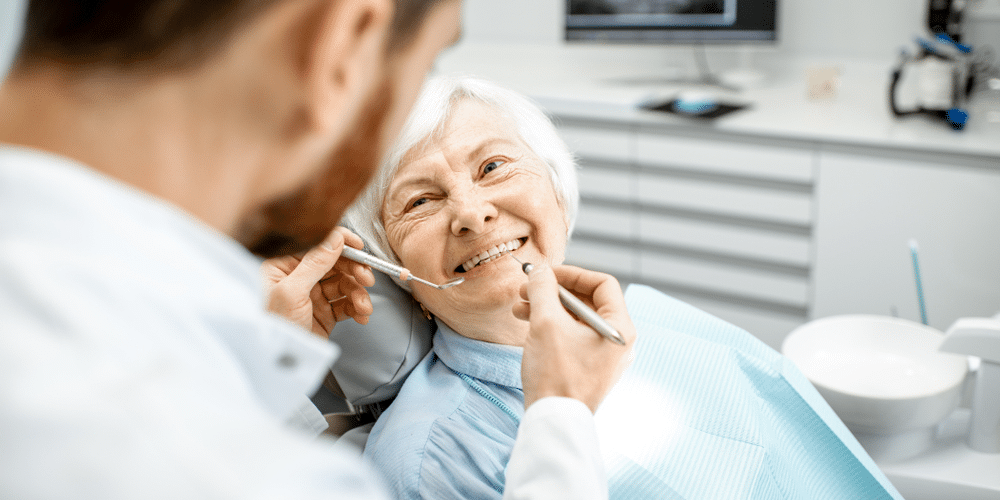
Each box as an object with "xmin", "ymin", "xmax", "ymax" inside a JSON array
[
  {"xmin": 512, "ymin": 256, "xmax": 627, "ymax": 346},
  {"xmin": 340, "ymin": 245, "xmax": 465, "ymax": 290}
]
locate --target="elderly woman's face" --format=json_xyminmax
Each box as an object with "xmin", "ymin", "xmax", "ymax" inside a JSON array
[{"xmin": 382, "ymin": 98, "xmax": 568, "ymax": 323}]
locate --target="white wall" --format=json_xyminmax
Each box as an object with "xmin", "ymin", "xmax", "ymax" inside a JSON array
[
  {"xmin": 459, "ymin": 0, "xmax": 997, "ymax": 61},
  {"xmin": 0, "ymin": 0, "xmax": 27, "ymax": 82}
]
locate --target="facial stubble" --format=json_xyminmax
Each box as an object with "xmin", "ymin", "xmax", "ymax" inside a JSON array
[{"xmin": 235, "ymin": 80, "xmax": 394, "ymax": 258}]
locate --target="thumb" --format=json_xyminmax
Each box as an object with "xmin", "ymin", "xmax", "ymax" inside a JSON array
[
  {"xmin": 284, "ymin": 230, "xmax": 345, "ymax": 295},
  {"xmin": 524, "ymin": 263, "xmax": 562, "ymax": 322}
]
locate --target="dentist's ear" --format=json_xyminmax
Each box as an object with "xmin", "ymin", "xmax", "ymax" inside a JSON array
[{"xmin": 296, "ymin": 0, "xmax": 394, "ymax": 136}]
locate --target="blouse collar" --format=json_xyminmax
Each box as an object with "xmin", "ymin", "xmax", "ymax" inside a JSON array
[{"xmin": 432, "ymin": 319, "xmax": 524, "ymax": 390}]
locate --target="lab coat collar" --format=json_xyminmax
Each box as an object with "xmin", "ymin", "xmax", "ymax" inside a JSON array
[{"xmin": 432, "ymin": 319, "xmax": 524, "ymax": 390}]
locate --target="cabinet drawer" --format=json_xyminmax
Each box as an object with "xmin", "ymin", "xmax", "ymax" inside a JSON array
[
  {"xmin": 635, "ymin": 174, "xmax": 813, "ymax": 226},
  {"xmin": 640, "ymin": 253, "xmax": 809, "ymax": 307},
  {"xmin": 565, "ymin": 239, "xmax": 636, "ymax": 278},
  {"xmin": 635, "ymin": 133, "xmax": 814, "ymax": 183},
  {"xmin": 575, "ymin": 203, "xmax": 632, "ymax": 240},
  {"xmin": 578, "ymin": 164, "xmax": 630, "ymax": 200},
  {"xmin": 559, "ymin": 125, "xmax": 631, "ymax": 163},
  {"xmin": 638, "ymin": 213, "xmax": 811, "ymax": 267}
]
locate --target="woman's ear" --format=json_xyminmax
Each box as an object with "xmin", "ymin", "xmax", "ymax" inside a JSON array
[{"xmin": 295, "ymin": 0, "xmax": 394, "ymax": 135}]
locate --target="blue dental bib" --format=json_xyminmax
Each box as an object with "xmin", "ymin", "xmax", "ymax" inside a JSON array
[{"xmin": 597, "ymin": 285, "xmax": 903, "ymax": 500}]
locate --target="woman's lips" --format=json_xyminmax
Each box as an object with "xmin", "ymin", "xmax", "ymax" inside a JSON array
[{"xmin": 455, "ymin": 237, "xmax": 526, "ymax": 273}]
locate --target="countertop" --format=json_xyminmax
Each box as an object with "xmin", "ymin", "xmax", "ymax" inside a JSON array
[{"xmin": 434, "ymin": 44, "xmax": 1000, "ymax": 159}]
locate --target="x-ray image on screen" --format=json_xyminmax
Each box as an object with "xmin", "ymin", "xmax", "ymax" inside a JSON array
[
  {"xmin": 569, "ymin": 0, "xmax": 738, "ymax": 27},
  {"xmin": 566, "ymin": 0, "xmax": 777, "ymax": 43}
]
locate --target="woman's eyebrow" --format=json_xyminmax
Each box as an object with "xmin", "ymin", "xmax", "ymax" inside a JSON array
[
  {"xmin": 388, "ymin": 176, "xmax": 433, "ymax": 199},
  {"xmin": 463, "ymin": 138, "xmax": 520, "ymax": 165}
]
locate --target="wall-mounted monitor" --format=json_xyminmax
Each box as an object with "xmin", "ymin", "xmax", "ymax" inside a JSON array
[{"xmin": 566, "ymin": 0, "xmax": 778, "ymax": 44}]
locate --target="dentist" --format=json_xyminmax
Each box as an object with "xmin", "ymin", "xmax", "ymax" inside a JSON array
[{"xmin": 0, "ymin": 1, "xmax": 631, "ymax": 499}]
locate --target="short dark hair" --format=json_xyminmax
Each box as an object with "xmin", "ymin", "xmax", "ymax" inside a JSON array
[{"xmin": 15, "ymin": 0, "xmax": 448, "ymax": 71}]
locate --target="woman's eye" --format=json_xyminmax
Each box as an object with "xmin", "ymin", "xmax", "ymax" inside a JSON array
[
  {"xmin": 411, "ymin": 197, "xmax": 429, "ymax": 209},
  {"xmin": 483, "ymin": 160, "xmax": 506, "ymax": 175}
]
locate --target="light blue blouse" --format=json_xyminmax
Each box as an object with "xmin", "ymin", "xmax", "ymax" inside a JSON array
[
  {"xmin": 364, "ymin": 319, "xmax": 524, "ymax": 499},
  {"xmin": 364, "ymin": 285, "xmax": 905, "ymax": 500}
]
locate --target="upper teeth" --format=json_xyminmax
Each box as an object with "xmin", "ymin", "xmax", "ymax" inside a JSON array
[{"xmin": 461, "ymin": 238, "xmax": 522, "ymax": 272}]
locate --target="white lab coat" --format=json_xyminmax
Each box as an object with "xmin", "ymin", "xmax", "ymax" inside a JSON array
[
  {"xmin": 0, "ymin": 146, "xmax": 605, "ymax": 500},
  {"xmin": 507, "ymin": 398, "xmax": 608, "ymax": 500}
]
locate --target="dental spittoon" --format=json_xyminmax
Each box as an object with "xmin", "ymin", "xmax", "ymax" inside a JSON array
[
  {"xmin": 512, "ymin": 255, "xmax": 627, "ymax": 346},
  {"xmin": 340, "ymin": 245, "xmax": 464, "ymax": 290}
]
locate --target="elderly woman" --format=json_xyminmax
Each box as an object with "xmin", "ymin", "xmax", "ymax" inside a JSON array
[{"xmin": 342, "ymin": 76, "xmax": 901, "ymax": 500}]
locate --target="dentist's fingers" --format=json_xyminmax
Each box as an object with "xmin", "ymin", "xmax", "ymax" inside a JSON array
[
  {"xmin": 329, "ymin": 296, "xmax": 370, "ymax": 325},
  {"xmin": 339, "ymin": 225, "xmax": 365, "ymax": 252},
  {"xmin": 321, "ymin": 274, "xmax": 373, "ymax": 323},
  {"xmin": 518, "ymin": 264, "xmax": 635, "ymax": 413},
  {"xmin": 319, "ymin": 276, "xmax": 372, "ymax": 311},
  {"xmin": 279, "ymin": 229, "xmax": 348, "ymax": 297},
  {"xmin": 311, "ymin": 283, "xmax": 337, "ymax": 334},
  {"xmin": 331, "ymin": 227, "xmax": 375, "ymax": 287},
  {"xmin": 272, "ymin": 228, "xmax": 372, "ymax": 294},
  {"xmin": 552, "ymin": 266, "xmax": 634, "ymax": 341},
  {"xmin": 514, "ymin": 266, "xmax": 633, "ymax": 342},
  {"xmin": 324, "ymin": 256, "xmax": 374, "ymax": 288},
  {"xmin": 262, "ymin": 227, "xmax": 374, "ymax": 337},
  {"xmin": 511, "ymin": 299, "xmax": 530, "ymax": 321}
]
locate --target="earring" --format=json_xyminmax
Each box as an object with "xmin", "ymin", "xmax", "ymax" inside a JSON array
[{"xmin": 419, "ymin": 302, "xmax": 433, "ymax": 321}]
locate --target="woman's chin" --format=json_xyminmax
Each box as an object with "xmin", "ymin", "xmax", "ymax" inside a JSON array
[
  {"xmin": 426, "ymin": 270, "xmax": 525, "ymax": 322},
  {"xmin": 457, "ymin": 277, "xmax": 523, "ymax": 306}
]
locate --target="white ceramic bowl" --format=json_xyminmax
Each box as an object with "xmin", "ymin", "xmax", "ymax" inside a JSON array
[{"xmin": 783, "ymin": 315, "xmax": 968, "ymax": 461}]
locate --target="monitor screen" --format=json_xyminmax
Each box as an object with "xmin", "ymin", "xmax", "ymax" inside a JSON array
[{"xmin": 566, "ymin": 0, "xmax": 778, "ymax": 44}]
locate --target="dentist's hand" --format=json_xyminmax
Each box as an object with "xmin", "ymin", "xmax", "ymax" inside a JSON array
[
  {"xmin": 512, "ymin": 264, "xmax": 636, "ymax": 413},
  {"xmin": 261, "ymin": 227, "xmax": 376, "ymax": 340}
]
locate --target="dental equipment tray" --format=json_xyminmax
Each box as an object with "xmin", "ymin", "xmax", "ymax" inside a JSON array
[{"xmin": 640, "ymin": 99, "xmax": 751, "ymax": 119}]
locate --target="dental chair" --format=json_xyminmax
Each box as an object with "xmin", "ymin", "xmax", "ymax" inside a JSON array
[{"xmin": 314, "ymin": 270, "xmax": 435, "ymax": 451}]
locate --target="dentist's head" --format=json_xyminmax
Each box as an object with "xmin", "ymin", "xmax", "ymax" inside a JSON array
[{"xmin": 0, "ymin": 0, "xmax": 462, "ymax": 257}]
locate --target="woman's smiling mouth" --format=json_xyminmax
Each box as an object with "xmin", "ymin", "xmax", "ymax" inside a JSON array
[{"xmin": 456, "ymin": 237, "xmax": 526, "ymax": 273}]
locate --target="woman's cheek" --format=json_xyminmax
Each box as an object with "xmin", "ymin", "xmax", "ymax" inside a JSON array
[
  {"xmin": 401, "ymin": 225, "xmax": 433, "ymax": 261},
  {"xmin": 384, "ymin": 219, "xmax": 411, "ymax": 258},
  {"xmin": 387, "ymin": 217, "xmax": 436, "ymax": 268}
]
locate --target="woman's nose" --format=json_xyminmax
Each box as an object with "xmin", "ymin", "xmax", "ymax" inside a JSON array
[{"xmin": 449, "ymin": 189, "xmax": 499, "ymax": 236}]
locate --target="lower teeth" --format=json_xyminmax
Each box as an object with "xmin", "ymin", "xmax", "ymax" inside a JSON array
[{"xmin": 474, "ymin": 251, "xmax": 509, "ymax": 269}]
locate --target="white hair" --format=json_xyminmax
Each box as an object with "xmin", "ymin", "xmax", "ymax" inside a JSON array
[{"xmin": 343, "ymin": 75, "xmax": 579, "ymax": 291}]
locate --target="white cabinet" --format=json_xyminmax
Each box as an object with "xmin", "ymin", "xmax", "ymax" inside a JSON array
[
  {"xmin": 812, "ymin": 149, "xmax": 1000, "ymax": 332},
  {"xmin": 555, "ymin": 116, "xmax": 1000, "ymax": 350},
  {"xmin": 560, "ymin": 122, "xmax": 816, "ymax": 349},
  {"xmin": 561, "ymin": 123, "xmax": 639, "ymax": 280},
  {"xmin": 632, "ymin": 132, "xmax": 816, "ymax": 184}
]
